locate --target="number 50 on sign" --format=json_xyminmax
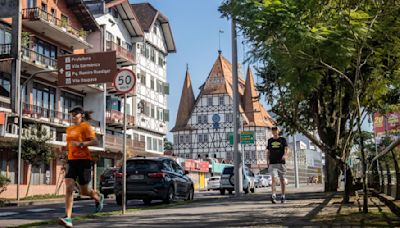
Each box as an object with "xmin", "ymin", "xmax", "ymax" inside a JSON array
[{"xmin": 114, "ymin": 69, "xmax": 136, "ymax": 94}]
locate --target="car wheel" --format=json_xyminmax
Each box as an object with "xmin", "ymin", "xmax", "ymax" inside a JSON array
[
  {"xmin": 220, "ymin": 188, "xmax": 225, "ymax": 195},
  {"xmin": 185, "ymin": 186, "xmax": 194, "ymax": 201},
  {"xmin": 163, "ymin": 185, "xmax": 175, "ymax": 204},
  {"xmin": 244, "ymin": 186, "xmax": 249, "ymax": 194},
  {"xmin": 228, "ymin": 190, "xmax": 233, "ymax": 195},
  {"xmin": 143, "ymin": 199, "xmax": 152, "ymax": 205},
  {"xmin": 250, "ymin": 187, "xmax": 255, "ymax": 193},
  {"xmin": 116, "ymin": 195, "xmax": 122, "ymax": 206}
]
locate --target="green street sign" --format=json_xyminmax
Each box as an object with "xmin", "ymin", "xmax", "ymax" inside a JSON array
[
  {"xmin": 240, "ymin": 131, "xmax": 254, "ymax": 144},
  {"xmin": 228, "ymin": 132, "xmax": 255, "ymax": 144}
]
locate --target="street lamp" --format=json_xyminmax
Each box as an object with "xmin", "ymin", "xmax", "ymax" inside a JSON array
[{"xmin": 17, "ymin": 69, "xmax": 57, "ymax": 201}]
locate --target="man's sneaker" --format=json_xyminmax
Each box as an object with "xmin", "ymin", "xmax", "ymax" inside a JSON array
[
  {"xmin": 59, "ymin": 217, "xmax": 73, "ymax": 227},
  {"xmin": 281, "ymin": 195, "xmax": 286, "ymax": 203},
  {"xmin": 95, "ymin": 193, "xmax": 104, "ymax": 213},
  {"xmin": 271, "ymin": 194, "xmax": 277, "ymax": 204}
]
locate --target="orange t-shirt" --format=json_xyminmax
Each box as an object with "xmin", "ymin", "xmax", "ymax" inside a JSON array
[{"xmin": 66, "ymin": 122, "xmax": 96, "ymax": 160}]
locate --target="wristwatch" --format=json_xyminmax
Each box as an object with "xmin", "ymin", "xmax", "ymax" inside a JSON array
[{"xmin": 79, "ymin": 142, "xmax": 84, "ymax": 148}]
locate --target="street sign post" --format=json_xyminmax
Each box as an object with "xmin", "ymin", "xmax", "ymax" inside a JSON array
[
  {"xmin": 113, "ymin": 69, "xmax": 136, "ymax": 215},
  {"xmin": 57, "ymin": 51, "xmax": 117, "ymax": 86}
]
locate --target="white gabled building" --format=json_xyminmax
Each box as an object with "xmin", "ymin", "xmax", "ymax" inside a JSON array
[
  {"xmin": 172, "ymin": 52, "xmax": 275, "ymax": 172},
  {"xmin": 131, "ymin": 3, "xmax": 176, "ymax": 156}
]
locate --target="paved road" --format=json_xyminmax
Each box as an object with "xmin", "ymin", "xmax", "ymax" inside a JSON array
[{"xmin": 0, "ymin": 185, "xmax": 324, "ymax": 227}]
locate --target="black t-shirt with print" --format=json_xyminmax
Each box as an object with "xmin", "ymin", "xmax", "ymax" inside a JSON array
[{"xmin": 267, "ymin": 137, "xmax": 288, "ymax": 164}]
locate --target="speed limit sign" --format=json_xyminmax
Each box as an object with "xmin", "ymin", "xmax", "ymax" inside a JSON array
[{"xmin": 114, "ymin": 69, "xmax": 136, "ymax": 94}]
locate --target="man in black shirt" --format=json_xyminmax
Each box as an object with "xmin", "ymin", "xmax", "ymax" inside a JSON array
[{"xmin": 267, "ymin": 126, "xmax": 289, "ymax": 203}]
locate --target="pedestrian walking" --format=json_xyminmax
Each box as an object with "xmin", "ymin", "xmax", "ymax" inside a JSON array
[
  {"xmin": 266, "ymin": 126, "xmax": 289, "ymax": 204},
  {"xmin": 59, "ymin": 107, "xmax": 104, "ymax": 227}
]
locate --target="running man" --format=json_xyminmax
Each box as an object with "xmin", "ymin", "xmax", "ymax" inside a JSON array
[
  {"xmin": 266, "ymin": 126, "xmax": 289, "ymax": 204},
  {"xmin": 59, "ymin": 107, "xmax": 104, "ymax": 227}
]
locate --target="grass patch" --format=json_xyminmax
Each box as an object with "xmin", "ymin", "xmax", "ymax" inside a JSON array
[
  {"xmin": 20, "ymin": 194, "xmax": 65, "ymax": 201},
  {"xmin": 18, "ymin": 200, "xmax": 192, "ymax": 227}
]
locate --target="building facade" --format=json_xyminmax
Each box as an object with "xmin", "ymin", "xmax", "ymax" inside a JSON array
[
  {"xmin": 130, "ymin": 3, "xmax": 176, "ymax": 156},
  {"xmin": 171, "ymin": 52, "xmax": 274, "ymax": 173},
  {"xmin": 0, "ymin": 0, "xmax": 102, "ymax": 198}
]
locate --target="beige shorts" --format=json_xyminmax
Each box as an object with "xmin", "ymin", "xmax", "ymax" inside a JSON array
[{"xmin": 269, "ymin": 163, "xmax": 287, "ymax": 178}]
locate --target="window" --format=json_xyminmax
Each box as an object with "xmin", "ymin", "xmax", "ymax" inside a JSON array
[
  {"xmin": 150, "ymin": 77, "xmax": 155, "ymax": 90},
  {"xmin": 158, "ymin": 53, "xmax": 164, "ymax": 67},
  {"xmin": 158, "ymin": 139, "xmax": 163, "ymax": 152},
  {"xmin": 0, "ymin": 72, "xmax": 10, "ymax": 97},
  {"xmin": 150, "ymin": 48, "xmax": 155, "ymax": 62},
  {"xmin": 251, "ymin": 151, "xmax": 256, "ymax": 159},
  {"xmin": 173, "ymin": 135, "xmax": 178, "ymax": 144},
  {"xmin": 133, "ymin": 133, "xmax": 138, "ymax": 141},
  {"xmin": 198, "ymin": 134, "xmax": 203, "ymax": 143},
  {"xmin": 50, "ymin": 8, "xmax": 57, "ymax": 23},
  {"xmin": 31, "ymin": 162, "xmax": 51, "ymax": 185},
  {"xmin": 153, "ymin": 138, "xmax": 157, "ymax": 151},
  {"xmin": 106, "ymin": 96, "xmax": 121, "ymax": 111},
  {"xmin": 140, "ymin": 72, "xmax": 146, "ymax": 85},
  {"xmin": 106, "ymin": 32, "xmax": 114, "ymax": 42},
  {"xmin": 32, "ymin": 83, "xmax": 56, "ymax": 118},
  {"xmin": 179, "ymin": 135, "xmax": 184, "ymax": 144},
  {"xmin": 0, "ymin": 27, "xmax": 12, "ymax": 45},
  {"xmin": 219, "ymin": 96, "xmax": 225, "ymax": 105},
  {"xmin": 145, "ymin": 45, "xmax": 150, "ymax": 58},
  {"xmin": 203, "ymin": 115, "xmax": 208, "ymax": 124},
  {"xmin": 60, "ymin": 92, "xmax": 83, "ymax": 119},
  {"xmin": 163, "ymin": 109, "xmax": 169, "ymax": 121},
  {"xmin": 197, "ymin": 115, "xmax": 208, "ymax": 124},
  {"xmin": 226, "ymin": 113, "xmax": 233, "ymax": 123},
  {"xmin": 245, "ymin": 151, "xmax": 250, "ymax": 160},
  {"xmin": 27, "ymin": 0, "xmax": 36, "ymax": 8},
  {"xmin": 146, "ymin": 136, "xmax": 152, "ymax": 150},
  {"xmin": 140, "ymin": 135, "xmax": 145, "ymax": 142},
  {"xmin": 140, "ymin": 43, "xmax": 145, "ymax": 55},
  {"xmin": 35, "ymin": 39, "xmax": 57, "ymax": 65},
  {"xmin": 185, "ymin": 135, "xmax": 190, "ymax": 144},
  {"xmin": 151, "ymin": 104, "xmax": 155, "ymax": 118},
  {"xmin": 207, "ymin": 97, "xmax": 213, "ymax": 106},
  {"xmin": 198, "ymin": 134, "xmax": 208, "ymax": 143},
  {"xmin": 41, "ymin": 2, "xmax": 47, "ymax": 12}
]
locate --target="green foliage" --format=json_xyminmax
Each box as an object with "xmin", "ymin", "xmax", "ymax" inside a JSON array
[
  {"xmin": 21, "ymin": 124, "xmax": 55, "ymax": 168},
  {"xmin": 0, "ymin": 173, "xmax": 10, "ymax": 195},
  {"xmin": 164, "ymin": 139, "xmax": 173, "ymax": 151}
]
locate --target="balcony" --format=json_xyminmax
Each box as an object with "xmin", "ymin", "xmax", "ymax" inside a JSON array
[
  {"xmin": 22, "ymin": 8, "xmax": 91, "ymax": 49},
  {"xmin": 106, "ymin": 41, "xmax": 135, "ymax": 66},
  {"xmin": 105, "ymin": 134, "xmax": 145, "ymax": 153},
  {"xmin": 22, "ymin": 103, "xmax": 69, "ymax": 124},
  {"xmin": 21, "ymin": 47, "xmax": 57, "ymax": 76},
  {"xmin": 106, "ymin": 109, "xmax": 135, "ymax": 129}
]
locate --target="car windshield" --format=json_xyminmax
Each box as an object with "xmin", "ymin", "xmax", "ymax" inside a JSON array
[
  {"xmin": 210, "ymin": 177, "xmax": 220, "ymax": 181},
  {"xmin": 222, "ymin": 167, "xmax": 234, "ymax": 174},
  {"xmin": 126, "ymin": 160, "xmax": 160, "ymax": 173}
]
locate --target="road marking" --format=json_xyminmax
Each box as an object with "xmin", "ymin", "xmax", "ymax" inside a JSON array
[
  {"xmin": 0, "ymin": 212, "xmax": 19, "ymax": 217},
  {"xmin": 26, "ymin": 208, "xmax": 55, "ymax": 212}
]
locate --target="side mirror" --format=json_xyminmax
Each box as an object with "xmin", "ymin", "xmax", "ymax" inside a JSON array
[{"xmin": 184, "ymin": 170, "xmax": 189, "ymax": 175}]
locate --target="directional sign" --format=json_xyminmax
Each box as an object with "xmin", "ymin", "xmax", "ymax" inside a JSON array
[
  {"xmin": 114, "ymin": 69, "xmax": 136, "ymax": 94},
  {"xmin": 240, "ymin": 131, "xmax": 254, "ymax": 144},
  {"xmin": 57, "ymin": 51, "xmax": 117, "ymax": 86}
]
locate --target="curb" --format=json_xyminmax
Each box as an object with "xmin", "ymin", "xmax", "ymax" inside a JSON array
[
  {"xmin": 371, "ymin": 189, "xmax": 400, "ymax": 217},
  {"xmin": 5, "ymin": 196, "xmax": 92, "ymax": 207}
]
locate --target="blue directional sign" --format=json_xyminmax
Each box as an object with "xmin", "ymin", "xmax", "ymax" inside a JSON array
[{"xmin": 212, "ymin": 114, "xmax": 220, "ymax": 123}]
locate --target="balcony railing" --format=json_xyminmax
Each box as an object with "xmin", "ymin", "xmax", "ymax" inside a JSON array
[
  {"xmin": 22, "ymin": 47, "xmax": 57, "ymax": 68},
  {"xmin": 106, "ymin": 109, "xmax": 135, "ymax": 126},
  {"xmin": 105, "ymin": 134, "xmax": 145, "ymax": 151},
  {"xmin": 23, "ymin": 103, "xmax": 67, "ymax": 122},
  {"xmin": 106, "ymin": 41, "xmax": 135, "ymax": 64},
  {"xmin": 22, "ymin": 8, "xmax": 87, "ymax": 39},
  {"xmin": 0, "ymin": 100, "xmax": 11, "ymax": 109},
  {"xmin": 0, "ymin": 44, "xmax": 11, "ymax": 56}
]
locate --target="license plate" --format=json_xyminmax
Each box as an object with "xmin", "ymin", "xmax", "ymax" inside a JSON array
[{"xmin": 129, "ymin": 174, "xmax": 144, "ymax": 180}]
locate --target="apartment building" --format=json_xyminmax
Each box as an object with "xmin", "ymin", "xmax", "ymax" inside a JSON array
[
  {"xmin": 0, "ymin": 0, "xmax": 103, "ymax": 198},
  {"xmin": 130, "ymin": 3, "xmax": 176, "ymax": 156}
]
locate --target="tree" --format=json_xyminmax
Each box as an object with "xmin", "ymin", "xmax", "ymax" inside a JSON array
[
  {"xmin": 220, "ymin": 0, "xmax": 400, "ymax": 199},
  {"xmin": 21, "ymin": 124, "xmax": 55, "ymax": 197},
  {"xmin": 164, "ymin": 139, "xmax": 173, "ymax": 151}
]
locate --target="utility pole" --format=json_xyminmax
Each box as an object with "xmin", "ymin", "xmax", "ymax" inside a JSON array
[
  {"xmin": 292, "ymin": 135, "xmax": 299, "ymax": 188},
  {"xmin": 232, "ymin": 2, "xmax": 242, "ymax": 197}
]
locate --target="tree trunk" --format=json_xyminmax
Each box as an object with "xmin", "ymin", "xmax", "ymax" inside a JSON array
[
  {"xmin": 25, "ymin": 165, "xmax": 32, "ymax": 197},
  {"xmin": 385, "ymin": 160, "xmax": 392, "ymax": 196},
  {"xmin": 390, "ymin": 150, "xmax": 400, "ymax": 200},
  {"xmin": 370, "ymin": 158, "xmax": 381, "ymax": 191},
  {"xmin": 344, "ymin": 166, "xmax": 354, "ymax": 203},
  {"xmin": 379, "ymin": 160, "xmax": 385, "ymax": 193},
  {"xmin": 55, "ymin": 169, "xmax": 65, "ymax": 195},
  {"xmin": 324, "ymin": 154, "xmax": 340, "ymax": 191}
]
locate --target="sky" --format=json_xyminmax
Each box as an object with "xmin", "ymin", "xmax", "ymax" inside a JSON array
[
  {"xmin": 130, "ymin": 0, "xmax": 373, "ymax": 140},
  {"xmin": 131, "ymin": 0, "xmax": 248, "ymax": 140}
]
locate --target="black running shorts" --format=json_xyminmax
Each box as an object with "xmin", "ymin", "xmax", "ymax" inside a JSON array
[{"xmin": 65, "ymin": 159, "xmax": 92, "ymax": 186}]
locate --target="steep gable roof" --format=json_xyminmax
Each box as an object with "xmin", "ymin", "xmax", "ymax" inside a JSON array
[
  {"xmin": 104, "ymin": 0, "xmax": 143, "ymax": 37},
  {"xmin": 131, "ymin": 3, "xmax": 176, "ymax": 53},
  {"xmin": 242, "ymin": 66, "xmax": 274, "ymax": 127},
  {"xmin": 171, "ymin": 69, "xmax": 196, "ymax": 132}
]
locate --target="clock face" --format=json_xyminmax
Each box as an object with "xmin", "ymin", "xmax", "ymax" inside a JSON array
[{"xmin": 212, "ymin": 114, "xmax": 220, "ymax": 123}]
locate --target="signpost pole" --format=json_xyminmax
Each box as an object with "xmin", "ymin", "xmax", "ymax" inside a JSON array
[{"xmin": 122, "ymin": 93, "xmax": 127, "ymax": 214}]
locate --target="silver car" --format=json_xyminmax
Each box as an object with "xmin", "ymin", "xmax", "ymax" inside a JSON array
[{"xmin": 207, "ymin": 176, "xmax": 221, "ymax": 191}]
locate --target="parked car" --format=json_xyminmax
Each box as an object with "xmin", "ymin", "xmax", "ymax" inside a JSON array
[
  {"xmin": 255, "ymin": 175, "xmax": 269, "ymax": 188},
  {"xmin": 220, "ymin": 165, "xmax": 255, "ymax": 195},
  {"xmin": 99, "ymin": 167, "xmax": 119, "ymax": 198},
  {"xmin": 261, "ymin": 174, "xmax": 272, "ymax": 187},
  {"xmin": 114, "ymin": 157, "xmax": 194, "ymax": 205},
  {"xmin": 207, "ymin": 176, "xmax": 221, "ymax": 191}
]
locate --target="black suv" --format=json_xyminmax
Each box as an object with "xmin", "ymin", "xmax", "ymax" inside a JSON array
[
  {"xmin": 99, "ymin": 167, "xmax": 119, "ymax": 198},
  {"xmin": 114, "ymin": 157, "xmax": 194, "ymax": 205}
]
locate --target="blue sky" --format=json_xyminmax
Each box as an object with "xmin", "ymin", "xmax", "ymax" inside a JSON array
[
  {"xmin": 131, "ymin": 0, "xmax": 373, "ymax": 140},
  {"xmin": 133, "ymin": 0, "xmax": 248, "ymax": 140}
]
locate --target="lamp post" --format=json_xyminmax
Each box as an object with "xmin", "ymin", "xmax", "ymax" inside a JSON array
[{"xmin": 17, "ymin": 69, "xmax": 57, "ymax": 201}]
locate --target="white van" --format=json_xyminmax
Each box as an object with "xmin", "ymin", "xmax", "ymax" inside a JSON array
[{"xmin": 219, "ymin": 165, "xmax": 255, "ymax": 195}]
